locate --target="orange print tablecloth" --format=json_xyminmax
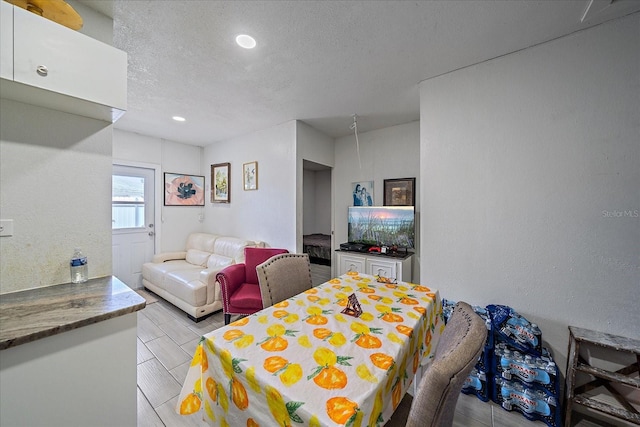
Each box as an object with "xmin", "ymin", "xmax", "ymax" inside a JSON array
[{"xmin": 177, "ymin": 273, "xmax": 444, "ymax": 427}]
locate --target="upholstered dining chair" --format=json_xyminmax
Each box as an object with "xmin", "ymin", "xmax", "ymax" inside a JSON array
[
  {"xmin": 385, "ymin": 301, "xmax": 487, "ymax": 427},
  {"xmin": 256, "ymin": 253, "xmax": 313, "ymax": 308},
  {"xmin": 217, "ymin": 247, "xmax": 289, "ymax": 325}
]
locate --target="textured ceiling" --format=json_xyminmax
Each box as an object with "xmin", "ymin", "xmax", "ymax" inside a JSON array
[{"xmin": 93, "ymin": 1, "xmax": 639, "ymax": 146}]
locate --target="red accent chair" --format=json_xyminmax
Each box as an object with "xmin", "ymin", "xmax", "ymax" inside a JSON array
[{"xmin": 217, "ymin": 247, "xmax": 289, "ymax": 325}]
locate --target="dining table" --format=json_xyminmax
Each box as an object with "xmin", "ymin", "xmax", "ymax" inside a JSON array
[{"xmin": 176, "ymin": 272, "xmax": 444, "ymax": 427}]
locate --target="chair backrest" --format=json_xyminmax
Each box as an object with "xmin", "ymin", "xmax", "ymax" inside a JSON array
[
  {"xmin": 256, "ymin": 253, "xmax": 313, "ymax": 308},
  {"xmin": 406, "ymin": 301, "xmax": 487, "ymax": 427},
  {"xmin": 244, "ymin": 247, "xmax": 289, "ymax": 284}
]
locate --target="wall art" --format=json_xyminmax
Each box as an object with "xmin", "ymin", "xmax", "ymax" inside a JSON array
[
  {"xmin": 211, "ymin": 163, "xmax": 231, "ymax": 203},
  {"xmin": 164, "ymin": 173, "xmax": 205, "ymax": 206}
]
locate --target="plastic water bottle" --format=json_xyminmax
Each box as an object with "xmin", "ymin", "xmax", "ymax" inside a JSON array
[{"xmin": 70, "ymin": 248, "xmax": 88, "ymax": 283}]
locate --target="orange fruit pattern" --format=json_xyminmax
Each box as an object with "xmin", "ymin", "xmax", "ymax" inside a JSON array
[
  {"xmin": 326, "ymin": 396, "xmax": 358, "ymax": 424},
  {"xmin": 370, "ymin": 353, "xmax": 395, "ymax": 371},
  {"xmin": 179, "ymin": 392, "xmax": 201, "ymax": 415},
  {"xmin": 176, "ymin": 273, "xmax": 443, "ymax": 427}
]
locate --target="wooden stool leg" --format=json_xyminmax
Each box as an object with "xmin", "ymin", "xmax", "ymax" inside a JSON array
[{"xmin": 564, "ymin": 330, "xmax": 580, "ymax": 427}]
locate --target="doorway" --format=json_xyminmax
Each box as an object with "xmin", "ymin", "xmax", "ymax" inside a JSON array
[
  {"xmin": 303, "ymin": 160, "xmax": 332, "ymax": 285},
  {"xmin": 112, "ymin": 164, "xmax": 156, "ymax": 288}
]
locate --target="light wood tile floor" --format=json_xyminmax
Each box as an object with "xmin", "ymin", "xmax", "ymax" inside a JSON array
[{"xmin": 136, "ymin": 263, "xmax": 615, "ymax": 426}]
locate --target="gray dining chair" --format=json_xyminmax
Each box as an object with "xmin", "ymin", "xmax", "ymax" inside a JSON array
[
  {"xmin": 256, "ymin": 253, "xmax": 314, "ymax": 307},
  {"xmin": 385, "ymin": 301, "xmax": 487, "ymax": 427}
]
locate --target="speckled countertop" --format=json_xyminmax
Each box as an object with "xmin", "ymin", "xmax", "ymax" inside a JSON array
[{"xmin": 0, "ymin": 276, "xmax": 146, "ymax": 350}]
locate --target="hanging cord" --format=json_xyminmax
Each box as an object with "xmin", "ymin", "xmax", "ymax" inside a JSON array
[{"xmin": 350, "ymin": 114, "xmax": 362, "ymax": 169}]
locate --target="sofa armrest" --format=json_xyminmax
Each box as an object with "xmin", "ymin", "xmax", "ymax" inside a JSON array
[
  {"xmin": 152, "ymin": 251, "xmax": 187, "ymax": 263},
  {"xmin": 200, "ymin": 267, "xmax": 228, "ymax": 288},
  {"xmin": 216, "ymin": 264, "xmax": 247, "ymax": 311}
]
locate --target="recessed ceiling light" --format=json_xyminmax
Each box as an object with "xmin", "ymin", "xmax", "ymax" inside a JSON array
[
  {"xmin": 172, "ymin": 116, "xmax": 186, "ymax": 122},
  {"xmin": 235, "ymin": 34, "xmax": 256, "ymax": 49}
]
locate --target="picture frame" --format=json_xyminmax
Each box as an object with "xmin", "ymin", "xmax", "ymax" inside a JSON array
[
  {"xmin": 211, "ymin": 163, "xmax": 231, "ymax": 203},
  {"xmin": 352, "ymin": 181, "xmax": 374, "ymax": 206},
  {"xmin": 383, "ymin": 177, "xmax": 416, "ymax": 206},
  {"xmin": 243, "ymin": 161, "xmax": 258, "ymax": 191},
  {"xmin": 164, "ymin": 173, "xmax": 205, "ymax": 206}
]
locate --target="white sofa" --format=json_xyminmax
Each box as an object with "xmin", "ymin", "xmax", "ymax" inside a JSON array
[{"xmin": 142, "ymin": 233, "xmax": 261, "ymax": 321}]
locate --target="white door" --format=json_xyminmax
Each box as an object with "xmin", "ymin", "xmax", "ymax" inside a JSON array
[{"xmin": 112, "ymin": 165, "xmax": 155, "ymax": 288}]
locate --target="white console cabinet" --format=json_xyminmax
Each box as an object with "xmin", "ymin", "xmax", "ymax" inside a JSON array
[
  {"xmin": 0, "ymin": 3, "xmax": 127, "ymax": 121},
  {"xmin": 336, "ymin": 251, "xmax": 413, "ymax": 283}
]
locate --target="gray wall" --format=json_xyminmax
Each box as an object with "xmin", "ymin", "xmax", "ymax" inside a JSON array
[
  {"xmin": 334, "ymin": 121, "xmax": 421, "ymax": 280},
  {"xmin": 0, "ymin": 99, "xmax": 113, "ymax": 293},
  {"xmin": 303, "ymin": 168, "xmax": 331, "ymax": 235},
  {"xmin": 419, "ymin": 14, "xmax": 639, "ymax": 370},
  {"xmin": 113, "ymin": 129, "xmax": 205, "ymax": 253},
  {"xmin": 202, "ymin": 121, "xmax": 298, "ymax": 250}
]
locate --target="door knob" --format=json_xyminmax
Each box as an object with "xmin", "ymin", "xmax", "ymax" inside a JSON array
[{"xmin": 149, "ymin": 231, "xmax": 155, "ymax": 236}]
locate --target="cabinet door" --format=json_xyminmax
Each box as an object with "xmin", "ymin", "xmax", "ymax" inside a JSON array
[
  {"xmin": 13, "ymin": 6, "xmax": 127, "ymax": 110},
  {"xmin": 0, "ymin": 2, "xmax": 12, "ymax": 80},
  {"xmin": 366, "ymin": 258, "xmax": 397, "ymax": 280},
  {"xmin": 338, "ymin": 254, "xmax": 365, "ymax": 276}
]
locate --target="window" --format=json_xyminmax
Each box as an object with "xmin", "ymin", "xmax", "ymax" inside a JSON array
[{"xmin": 112, "ymin": 175, "xmax": 145, "ymax": 229}]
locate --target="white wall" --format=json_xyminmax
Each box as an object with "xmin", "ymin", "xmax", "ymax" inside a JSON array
[
  {"xmin": 334, "ymin": 121, "xmax": 421, "ymax": 279},
  {"xmin": 113, "ymin": 129, "xmax": 205, "ymax": 252},
  {"xmin": 202, "ymin": 121, "xmax": 298, "ymax": 250},
  {"xmin": 419, "ymin": 14, "xmax": 639, "ymax": 370},
  {"xmin": 0, "ymin": 99, "xmax": 113, "ymax": 293}
]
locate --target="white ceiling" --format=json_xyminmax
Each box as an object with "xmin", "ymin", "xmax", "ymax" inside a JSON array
[{"xmin": 83, "ymin": 0, "xmax": 640, "ymax": 146}]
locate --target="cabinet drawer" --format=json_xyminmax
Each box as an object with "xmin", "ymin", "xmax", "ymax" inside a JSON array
[
  {"xmin": 338, "ymin": 255, "xmax": 365, "ymax": 276},
  {"xmin": 13, "ymin": 6, "xmax": 127, "ymax": 110},
  {"xmin": 366, "ymin": 259, "xmax": 397, "ymax": 279}
]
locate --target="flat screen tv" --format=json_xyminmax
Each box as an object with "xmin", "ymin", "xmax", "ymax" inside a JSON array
[{"xmin": 348, "ymin": 206, "xmax": 415, "ymax": 249}]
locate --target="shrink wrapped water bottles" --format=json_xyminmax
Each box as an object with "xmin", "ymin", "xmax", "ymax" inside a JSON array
[{"xmin": 70, "ymin": 248, "xmax": 88, "ymax": 283}]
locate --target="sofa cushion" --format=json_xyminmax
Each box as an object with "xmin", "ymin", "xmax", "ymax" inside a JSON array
[
  {"xmin": 207, "ymin": 254, "xmax": 234, "ymax": 269},
  {"xmin": 229, "ymin": 283, "xmax": 263, "ymax": 309},
  {"xmin": 186, "ymin": 249, "xmax": 210, "ymax": 266},
  {"xmin": 142, "ymin": 260, "xmax": 196, "ymax": 286},
  {"xmin": 244, "ymin": 247, "xmax": 289, "ymax": 284},
  {"xmin": 186, "ymin": 233, "xmax": 218, "ymax": 253},
  {"xmin": 164, "ymin": 269, "xmax": 207, "ymax": 307},
  {"xmin": 214, "ymin": 237, "xmax": 256, "ymax": 263}
]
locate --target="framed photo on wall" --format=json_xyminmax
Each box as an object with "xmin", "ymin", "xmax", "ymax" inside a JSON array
[
  {"xmin": 352, "ymin": 181, "xmax": 374, "ymax": 206},
  {"xmin": 243, "ymin": 161, "xmax": 258, "ymax": 190},
  {"xmin": 164, "ymin": 173, "xmax": 205, "ymax": 206},
  {"xmin": 384, "ymin": 177, "xmax": 415, "ymax": 206},
  {"xmin": 211, "ymin": 163, "xmax": 230, "ymax": 203}
]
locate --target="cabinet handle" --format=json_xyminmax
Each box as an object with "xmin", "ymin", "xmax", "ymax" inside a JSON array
[{"xmin": 36, "ymin": 65, "xmax": 48, "ymax": 76}]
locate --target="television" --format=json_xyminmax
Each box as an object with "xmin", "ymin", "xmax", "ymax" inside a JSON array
[{"xmin": 348, "ymin": 206, "xmax": 415, "ymax": 249}]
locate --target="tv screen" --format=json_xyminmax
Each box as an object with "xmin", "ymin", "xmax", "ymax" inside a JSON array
[{"xmin": 348, "ymin": 206, "xmax": 415, "ymax": 249}]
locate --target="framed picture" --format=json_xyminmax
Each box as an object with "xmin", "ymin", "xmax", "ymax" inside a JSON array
[
  {"xmin": 384, "ymin": 177, "xmax": 416, "ymax": 206},
  {"xmin": 164, "ymin": 173, "xmax": 205, "ymax": 206},
  {"xmin": 211, "ymin": 163, "xmax": 230, "ymax": 203},
  {"xmin": 243, "ymin": 161, "xmax": 258, "ymax": 191},
  {"xmin": 352, "ymin": 181, "xmax": 374, "ymax": 206}
]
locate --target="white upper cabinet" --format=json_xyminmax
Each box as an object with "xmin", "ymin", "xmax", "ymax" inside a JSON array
[
  {"xmin": 0, "ymin": 1, "xmax": 13, "ymax": 80},
  {"xmin": 0, "ymin": 4, "xmax": 127, "ymax": 122}
]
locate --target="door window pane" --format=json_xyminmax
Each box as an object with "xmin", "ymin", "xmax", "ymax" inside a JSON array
[{"xmin": 112, "ymin": 175, "xmax": 145, "ymax": 229}]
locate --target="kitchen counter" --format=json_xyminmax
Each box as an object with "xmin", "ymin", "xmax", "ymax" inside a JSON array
[{"xmin": 0, "ymin": 275, "xmax": 145, "ymax": 350}]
